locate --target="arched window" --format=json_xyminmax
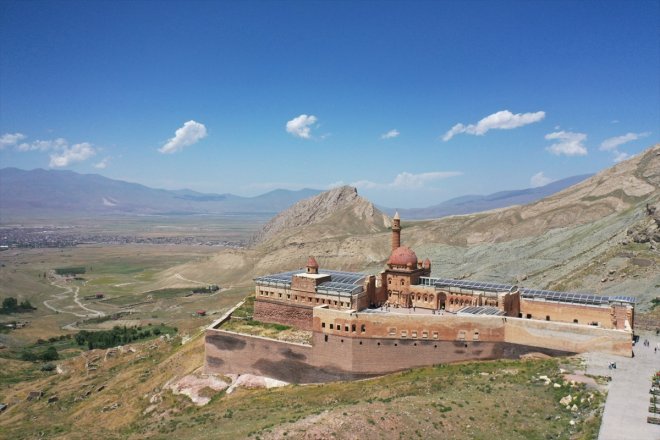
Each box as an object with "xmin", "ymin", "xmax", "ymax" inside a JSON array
[
  {"xmin": 424, "ymin": 295, "xmax": 428, "ymax": 302},
  {"xmin": 400, "ymin": 279, "xmax": 405, "ymax": 286}
]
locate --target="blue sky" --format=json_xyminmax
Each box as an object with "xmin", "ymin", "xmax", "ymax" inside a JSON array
[{"xmin": 0, "ymin": 0, "xmax": 658, "ymax": 208}]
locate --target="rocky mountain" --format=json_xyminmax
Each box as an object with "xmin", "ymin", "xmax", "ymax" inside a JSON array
[
  {"xmin": 0, "ymin": 167, "xmax": 320, "ymax": 220},
  {"xmin": 159, "ymin": 145, "xmax": 659, "ymax": 307},
  {"xmin": 381, "ymin": 174, "xmax": 592, "ymax": 220},
  {"xmin": 251, "ymin": 186, "xmax": 391, "ymax": 245}
]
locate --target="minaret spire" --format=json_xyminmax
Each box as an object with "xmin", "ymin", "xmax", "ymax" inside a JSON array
[{"xmin": 391, "ymin": 211, "xmax": 401, "ymax": 252}]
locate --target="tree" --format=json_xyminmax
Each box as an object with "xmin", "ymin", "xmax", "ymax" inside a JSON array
[
  {"xmin": 19, "ymin": 300, "xmax": 34, "ymax": 310},
  {"xmin": 41, "ymin": 347, "xmax": 59, "ymax": 361},
  {"xmin": 2, "ymin": 297, "xmax": 17, "ymax": 311}
]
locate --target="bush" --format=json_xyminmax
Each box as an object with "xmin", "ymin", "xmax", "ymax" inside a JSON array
[
  {"xmin": 41, "ymin": 346, "xmax": 59, "ymax": 361},
  {"xmin": 41, "ymin": 363, "xmax": 56, "ymax": 372},
  {"xmin": 21, "ymin": 350, "xmax": 38, "ymax": 362}
]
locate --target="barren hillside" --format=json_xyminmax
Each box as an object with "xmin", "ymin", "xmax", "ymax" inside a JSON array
[{"xmin": 156, "ymin": 145, "xmax": 659, "ymax": 306}]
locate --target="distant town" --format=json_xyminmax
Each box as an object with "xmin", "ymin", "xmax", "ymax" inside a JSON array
[{"xmin": 0, "ymin": 227, "xmax": 246, "ymax": 249}]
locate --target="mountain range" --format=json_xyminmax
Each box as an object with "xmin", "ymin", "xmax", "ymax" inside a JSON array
[
  {"xmin": 0, "ymin": 167, "xmax": 320, "ymax": 220},
  {"xmin": 0, "ymin": 167, "xmax": 591, "ymax": 222},
  {"xmin": 380, "ymin": 174, "xmax": 592, "ymax": 219}
]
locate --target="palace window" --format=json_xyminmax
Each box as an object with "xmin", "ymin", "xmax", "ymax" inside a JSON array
[
  {"xmin": 344, "ymin": 325, "xmax": 349, "ymax": 332},
  {"xmin": 432, "ymin": 331, "xmax": 439, "ymax": 339},
  {"xmin": 361, "ymin": 324, "xmax": 366, "ymax": 332},
  {"xmin": 400, "ymin": 280, "xmax": 405, "ymax": 286},
  {"xmin": 546, "ymin": 315, "xmax": 550, "ymax": 321},
  {"xmin": 411, "ymin": 331, "xmax": 418, "ymax": 338},
  {"xmin": 329, "ymin": 324, "xmax": 334, "ymax": 330},
  {"xmin": 401, "ymin": 330, "xmax": 407, "ymax": 338},
  {"xmin": 473, "ymin": 331, "xmax": 480, "ymax": 341},
  {"xmin": 351, "ymin": 324, "xmax": 356, "ymax": 332},
  {"xmin": 388, "ymin": 327, "xmax": 396, "ymax": 336},
  {"xmin": 458, "ymin": 330, "xmax": 466, "ymax": 341},
  {"xmin": 322, "ymin": 322, "xmax": 326, "ymax": 328},
  {"xmin": 573, "ymin": 319, "xmax": 578, "ymax": 324},
  {"xmin": 422, "ymin": 331, "xmax": 428, "ymax": 338}
]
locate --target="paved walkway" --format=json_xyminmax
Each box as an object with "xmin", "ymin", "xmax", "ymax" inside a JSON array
[{"xmin": 582, "ymin": 331, "xmax": 660, "ymax": 440}]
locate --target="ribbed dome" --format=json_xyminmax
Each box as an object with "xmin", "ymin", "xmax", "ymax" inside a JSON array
[{"xmin": 388, "ymin": 246, "xmax": 418, "ymax": 267}]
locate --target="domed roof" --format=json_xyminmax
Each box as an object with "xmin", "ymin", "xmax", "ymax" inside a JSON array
[
  {"xmin": 306, "ymin": 256, "xmax": 319, "ymax": 268},
  {"xmin": 388, "ymin": 246, "xmax": 418, "ymax": 267}
]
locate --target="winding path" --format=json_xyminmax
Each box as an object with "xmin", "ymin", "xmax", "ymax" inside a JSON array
[{"xmin": 44, "ymin": 278, "xmax": 105, "ymax": 318}]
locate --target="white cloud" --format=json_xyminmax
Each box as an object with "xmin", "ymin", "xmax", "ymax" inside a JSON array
[
  {"xmin": 544, "ymin": 131, "xmax": 588, "ymax": 156},
  {"xmin": 158, "ymin": 120, "xmax": 207, "ymax": 154},
  {"xmin": 17, "ymin": 138, "xmax": 67, "ymax": 152},
  {"xmin": 530, "ymin": 171, "xmax": 552, "ymax": 188},
  {"xmin": 94, "ymin": 157, "xmax": 111, "ymax": 169},
  {"xmin": 381, "ymin": 129, "xmax": 400, "ymax": 139},
  {"xmin": 352, "ymin": 171, "xmax": 462, "ymax": 190},
  {"xmin": 599, "ymin": 132, "xmax": 650, "ymax": 151},
  {"xmin": 0, "ymin": 132, "xmax": 26, "ymax": 149},
  {"xmin": 286, "ymin": 114, "xmax": 317, "ymax": 139},
  {"xmin": 442, "ymin": 110, "xmax": 545, "ymax": 141},
  {"xmin": 49, "ymin": 142, "xmax": 96, "ymax": 168},
  {"xmin": 613, "ymin": 151, "xmax": 631, "ymax": 163},
  {"xmin": 610, "ymin": 120, "xmax": 620, "ymax": 124}
]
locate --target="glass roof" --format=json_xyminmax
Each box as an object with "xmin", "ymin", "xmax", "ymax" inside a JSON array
[{"xmin": 457, "ymin": 306, "xmax": 506, "ymax": 316}]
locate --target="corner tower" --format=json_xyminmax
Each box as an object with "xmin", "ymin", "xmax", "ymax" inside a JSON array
[{"xmin": 391, "ymin": 211, "xmax": 401, "ymax": 252}]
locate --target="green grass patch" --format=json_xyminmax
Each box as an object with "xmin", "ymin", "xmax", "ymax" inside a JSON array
[{"xmin": 54, "ymin": 266, "xmax": 86, "ymax": 276}]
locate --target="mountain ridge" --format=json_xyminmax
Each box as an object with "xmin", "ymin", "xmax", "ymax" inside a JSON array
[{"xmin": 0, "ymin": 167, "xmax": 321, "ymax": 220}]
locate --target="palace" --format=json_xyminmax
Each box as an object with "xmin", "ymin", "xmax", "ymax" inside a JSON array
[
  {"xmin": 252, "ymin": 212, "xmax": 634, "ymax": 331},
  {"xmin": 205, "ymin": 214, "xmax": 636, "ymax": 384}
]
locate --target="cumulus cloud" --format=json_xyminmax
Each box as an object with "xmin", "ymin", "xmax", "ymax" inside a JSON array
[
  {"xmin": 17, "ymin": 138, "xmax": 67, "ymax": 152},
  {"xmin": 94, "ymin": 157, "xmax": 111, "ymax": 169},
  {"xmin": 286, "ymin": 114, "xmax": 317, "ymax": 139},
  {"xmin": 0, "ymin": 132, "xmax": 26, "ymax": 149},
  {"xmin": 49, "ymin": 142, "xmax": 96, "ymax": 168},
  {"xmin": 442, "ymin": 110, "xmax": 545, "ymax": 141},
  {"xmin": 544, "ymin": 131, "xmax": 588, "ymax": 156},
  {"xmin": 381, "ymin": 129, "xmax": 400, "ymax": 139},
  {"xmin": 158, "ymin": 120, "xmax": 207, "ymax": 154},
  {"xmin": 530, "ymin": 171, "xmax": 553, "ymax": 188},
  {"xmin": 599, "ymin": 132, "xmax": 650, "ymax": 151},
  {"xmin": 352, "ymin": 171, "xmax": 462, "ymax": 190}
]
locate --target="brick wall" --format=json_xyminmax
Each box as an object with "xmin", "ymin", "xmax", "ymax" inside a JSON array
[
  {"xmin": 253, "ymin": 298, "xmax": 313, "ymax": 331},
  {"xmin": 520, "ymin": 298, "xmax": 614, "ymax": 328}
]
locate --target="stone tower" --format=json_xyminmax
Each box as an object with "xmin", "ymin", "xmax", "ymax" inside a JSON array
[{"xmin": 391, "ymin": 211, "xmax": 401, "ymax": 252}]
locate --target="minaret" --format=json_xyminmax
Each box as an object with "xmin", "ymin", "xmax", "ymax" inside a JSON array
[{"xmin": 391, "ymin": 211, "xmax": 401, "ymax": 252}]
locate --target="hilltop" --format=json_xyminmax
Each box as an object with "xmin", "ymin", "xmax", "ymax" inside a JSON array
[{"xmin": 160, "ymin": 145, "xmax": 659, "ymax": 307}]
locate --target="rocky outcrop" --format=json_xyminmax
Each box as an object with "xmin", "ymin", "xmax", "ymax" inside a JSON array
[
  {"xmin": 251, "ymin": 186, "xmax": 390, "ymax": 245},
  {"xmin": 625, "ymin": 202, "xmax": 660, "ymax": 249}
]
